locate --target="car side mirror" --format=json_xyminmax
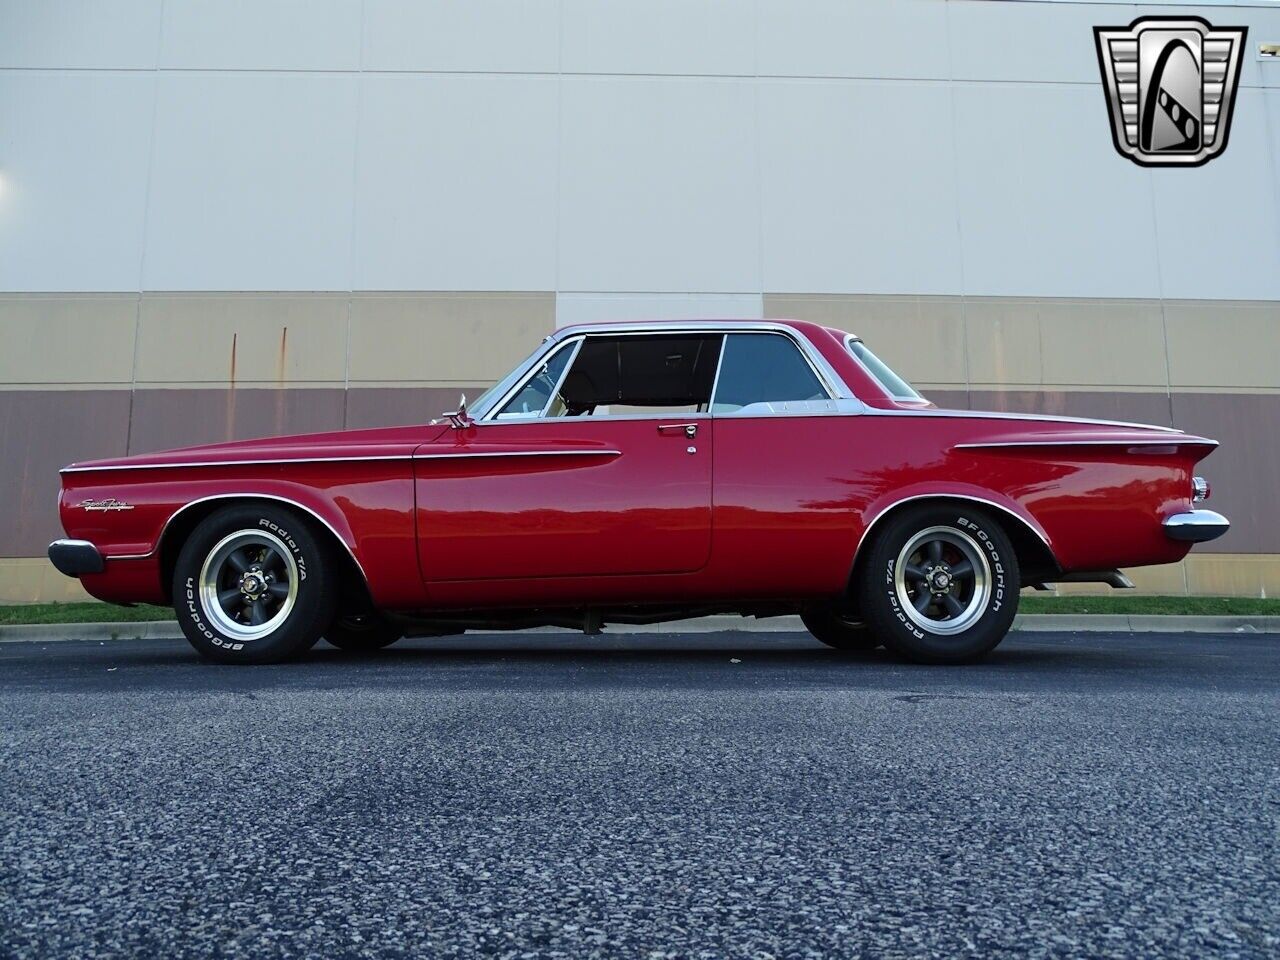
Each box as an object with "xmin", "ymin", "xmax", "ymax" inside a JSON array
[{"xmin": 444, "ymin": 394, "xmax": 473, "ymax": 429}]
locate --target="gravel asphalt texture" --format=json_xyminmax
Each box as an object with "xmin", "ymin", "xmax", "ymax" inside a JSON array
[{"xmin": 1, "ymin": 630, "xmax": 1277, "ymax": 959}]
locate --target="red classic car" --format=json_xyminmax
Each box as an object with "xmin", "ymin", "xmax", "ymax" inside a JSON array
[{"xmin": 49, "ymin": 319, "xmax": 1228, "ymax": 664}]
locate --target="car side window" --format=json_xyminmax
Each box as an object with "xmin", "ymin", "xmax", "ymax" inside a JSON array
[
  {"xmin": 542, "ymin": 334, "xmax": 723, "ymax": 418},
  {"xmin": 494, "ymin": 340, "xmax": 576, "ymax": 419},
  {"xmin": 710, "ymin": 333, "xmax": 827, "ymax": 413}
]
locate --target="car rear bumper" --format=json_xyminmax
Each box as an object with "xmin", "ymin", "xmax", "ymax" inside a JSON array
[
  {"xmin": 48, "ymin": 539, "xmax": 105, "ymax": 577},
  {"xmin": 1162, "ymin": 510, "xmax": 1231, "ymax": 543}
]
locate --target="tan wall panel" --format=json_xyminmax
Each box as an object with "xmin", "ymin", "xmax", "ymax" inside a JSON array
[
  {"xmin": 1164, "ymin": 301, "xmax": 1280, "ymax": 390},
  {"xmin": 0, "ymin": 295, "xmax": 138, "ymax": 386},
  {"xmin": 347, "ymin": 292, "xmax": 555, "ymax": 384},
  {"xmin": 1037, "ymin": 299, "xmax": 1167, "ymax": 388},
  {"xmin": 1184, "ymin": 554, "xmax": 1280, "ymax": 597},
  {"xmin": 0, "ymin": 558, "xmax": 92, "ymax": 604},
  {"xmin": 135, "ymin": 293, "xmax": 349, "ymax": 386},
  {"xmin": 765, "ymin": 294, "xmax": 967, "ymax": 386},
  {"xmin": 963, "ymin": 297, "xmax": 1042, "ymax": 387}
]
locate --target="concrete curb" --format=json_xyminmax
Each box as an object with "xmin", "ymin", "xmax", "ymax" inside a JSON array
[{"xmin": 2, "ymin": 613, "xmax": 1278, "ymax": 645}]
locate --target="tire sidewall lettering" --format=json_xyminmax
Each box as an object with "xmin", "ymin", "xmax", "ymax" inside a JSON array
[{"xmin": 885, "ymin": 516, "xmax": 1007, "ymax": 638}]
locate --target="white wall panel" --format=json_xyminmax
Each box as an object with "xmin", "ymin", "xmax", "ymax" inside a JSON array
[
  {"xmin": 143, "ymin": 73, "xmax": 358, "ymax": 291},
  {"xmin": 361, "ymin": 0, "xmax": 559, "ymax": 73},
  {"xmin": 560, "ymin": 0, "xmax": 755, "ymax": 77},
  {"xmin": 0, "ymin": 72, "xmax": 154, "ymax": 291},
  {"xmin": 556, "ymin": 292, "xmax": 763, "ymax": 327},
  {"xmin": 949, "ymin": 0, "xmax": 1134, "ymax": 84},
  {"xmin": 1142, "ymin": 2, "xmax": 1280, "ymax": 88},
  {"xmin": 159, "ymin": 0, "xmax": 361, "ymax": 71},
  {"xmin": 354, "ymin": 75, "xmax": 558, "ymax": 291},
  {"xmin": 954, "ymin": 82, "xmax": 1163, "ymax": 298},
  {"xmin": 1150, "ymin": 88, "xmax": 1280, "ymax": 301},
  {"xmin": 0, "ymin": 0, "xmax": 160, "ymax": 69},
  {"xmin": 558, "ymin": 77, "xmax": 760, "ymax": 293},
  {"xmin": 757, "ymin": 0, "xmax": 949, "ymax": 80},
  {"xmin": 758, "ymin": 80, "xmax": 963, "ymax": 295}
]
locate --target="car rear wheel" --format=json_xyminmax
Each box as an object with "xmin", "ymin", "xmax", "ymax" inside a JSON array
[
  {"xmin": 801, "ymin": 608, "xmax": 881, "ymax": 651},
  {"xmin": 172, "ymin": 505, "xmax": 337, "ymax": 664},
  {"xmin": 857, "ymin": 504, "xmax": 1019, "ymax": 664},
  {"xmin": 324, "ymin": 613, "xmax": 402, "ymax": 653}
]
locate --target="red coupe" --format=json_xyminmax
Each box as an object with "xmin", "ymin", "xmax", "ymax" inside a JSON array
[{"xmin": 50, "ymin": 319, "xmax": 1228, "ymax": 664}]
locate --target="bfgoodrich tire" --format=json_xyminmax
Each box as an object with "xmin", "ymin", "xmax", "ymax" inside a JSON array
[
  {"xmin": 857, "ymin": 504, "xmax": 1019, "ymax": 664},
  {"xmin": 172, "ymin": 504, "xmax": 338, "ymax": 664}
]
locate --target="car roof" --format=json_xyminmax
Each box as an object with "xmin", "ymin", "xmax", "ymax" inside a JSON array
[{"xmin": 551, "ymin": 317, "xmax": 855, "ymax": 341}]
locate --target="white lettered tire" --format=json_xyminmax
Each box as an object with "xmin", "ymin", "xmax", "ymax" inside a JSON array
[
  {"xmin": 857, "ymin": 504, "xmax": 1019, "ymax": 664},
  {"xmin": 172, "ymin": 504, "xmax": 337, "ymax": 664}
]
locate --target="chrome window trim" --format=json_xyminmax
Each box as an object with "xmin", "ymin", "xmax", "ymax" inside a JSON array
[
  {"xmin": 100, "ymin": 493, "xmax": 369, "ymax": 583},
  {"xmin": 708, "ymin": 331, "xmax": 837, "ymax": 414},
  {"xmin": 477, "ymin": 321, "xmax": 856, "ymax": 425},
  {"xmin": 490, "ymin": 336, "xmax": 584, "ymax": 421},
  {"xmin": 843, "ymin": 334, "xmax": 923, "ymax": 402}
]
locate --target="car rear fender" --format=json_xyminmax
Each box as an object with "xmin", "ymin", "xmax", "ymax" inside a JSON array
[{"xmin": 849, "ymin": 486, "xmax": 1058, "ymax": 590}]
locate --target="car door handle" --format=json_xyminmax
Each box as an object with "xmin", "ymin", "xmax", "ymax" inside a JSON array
[{"xmin": 658, "ymin": 423, "xmax": 698, "ymax": 439}]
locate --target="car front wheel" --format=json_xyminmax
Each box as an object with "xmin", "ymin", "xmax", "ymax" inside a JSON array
[
  {"xmin": 172, "ymin": 505, "xmax": 337, "ymax": 664},
  {"xmin": 857, "ymin": 504, "xmax": 1019, "ymax": 664}
]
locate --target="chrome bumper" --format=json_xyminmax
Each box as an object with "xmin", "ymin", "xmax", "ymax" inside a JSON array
[
  {"xmin": 1162, "ymin": 510, "xmax": 1230, "ymax": 543},
  {"xmin": 48, "ymin": 539, "xmax": 105, "ymax": 577}
]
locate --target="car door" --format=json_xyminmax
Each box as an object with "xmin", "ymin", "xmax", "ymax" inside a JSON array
[{"xmin": 415, "ymin": 332, "xmax": 721, "ymax": 582}]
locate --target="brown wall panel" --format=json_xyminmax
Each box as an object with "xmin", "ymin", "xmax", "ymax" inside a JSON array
[
  {"xmin": 344, "ymin": 386, "xmax": 479, "ymax": 430},
  {"xmin": 0, "ymin": 390, "xmax": 132, "ymax": 556},
  {"xmin": 127, "ymin": 388, "xmax": 347, "ymax": 456},
  {"xmin": 1168, "ymin": 393, "xmax": 1280, "ymax": 555}
]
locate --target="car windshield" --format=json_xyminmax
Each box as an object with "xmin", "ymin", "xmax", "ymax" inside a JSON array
[
  {"xmin": 465, "ymin": 338, "xmax": 556, "ymax": 420},
  {"xmin": 848, "ymin": 339, "xmax": 922, "ymax": 401}
]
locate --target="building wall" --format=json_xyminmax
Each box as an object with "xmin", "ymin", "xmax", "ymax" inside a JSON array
[{"xmin": 2, "ymin": 0, "xmax": 1279, "ymax": 601}]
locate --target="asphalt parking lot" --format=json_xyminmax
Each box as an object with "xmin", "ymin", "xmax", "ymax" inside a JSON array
[{"xmin": 1, "ymin": 630, "xmax": 1277, "ymax": 959}]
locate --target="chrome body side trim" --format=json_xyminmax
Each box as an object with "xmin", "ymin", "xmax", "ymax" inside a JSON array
[
  {"xmin": 61, "ymin": 454, "xmax": 414, "ymax": 474},
  {"xmin": 863, "ymin": 406, "xmax": 1183, "ymax": 433},
  {"xmin": 849, "ymin": 493, "xmax": 1057, "ymax": 581},
  {"xmin": 1162, "ymin": 509, "xmax": 1230, "ymax": 543},
  {"xmin": 100, "ymin": 493, "xmax": 371, "ymax": 584},
  {"xmin": 954, "ymin": 438, "xmax": 1218, "ymax": 450},
  {"xmin": 413, "ymin": 449, "xmax": 622, "ymax": 460}
]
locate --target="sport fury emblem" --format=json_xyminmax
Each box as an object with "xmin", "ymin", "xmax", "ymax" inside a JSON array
[{"xmin": 1094, "ymin": 16, "xmax": 1247, "ymax": 167}]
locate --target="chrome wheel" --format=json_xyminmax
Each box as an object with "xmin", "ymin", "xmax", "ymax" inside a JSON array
[
  {"xmin": 893, "ymin": 526, "xmax": 991, "ymax": 636},
  {"xmin": 198, "ymin": 529, "xmax": 298, "ymax": 642}
]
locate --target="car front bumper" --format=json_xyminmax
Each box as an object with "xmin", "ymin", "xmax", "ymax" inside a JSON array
[
  {"xmin": 48, "ymin": 539, "xmax": 105, "ymax": 577},
  {"xmin": 1162, "ymin": 510, "xmax": 1231, "ymax": 543}
]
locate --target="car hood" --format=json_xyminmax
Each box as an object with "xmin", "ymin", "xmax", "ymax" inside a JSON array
[{"xmin": 63, "ymin": 423, "xmax": 450, "ymax": 473}]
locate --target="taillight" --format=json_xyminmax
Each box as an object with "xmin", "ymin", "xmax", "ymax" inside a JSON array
[{"xmin": 1192, "ymin": 476, "xmax": 1210, "ymax": 503}]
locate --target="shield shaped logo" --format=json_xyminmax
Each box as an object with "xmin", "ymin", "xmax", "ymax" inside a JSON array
[{"xmin": 1094, "ymin": 16, "xmax": 1247, "ymax": 167}]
